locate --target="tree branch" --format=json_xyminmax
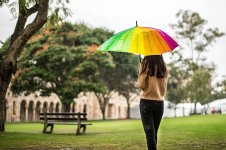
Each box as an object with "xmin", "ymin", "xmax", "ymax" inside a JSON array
[
  {"xmin": 10, "ymin": 0, "xmax": 28, "ymax": 43},
  {"xmin": 9, "ymin": 0, "xmax": 49, "ymax": 59},
  {"xmin": 26, "ymin": 3, "xmax": 39, "ymax": 16},
  {"xmin": 10, "ymin": 1, "xmax": 39, "ymax": 43},
  {"xmin": 21, "ymin": 0, "xmax": 48, "ymax": 40}
]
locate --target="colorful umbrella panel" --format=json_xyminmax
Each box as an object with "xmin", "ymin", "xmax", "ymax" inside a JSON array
[{"xmin": 98, "ymin": 26, "xmax": 178, "ymax": 56}]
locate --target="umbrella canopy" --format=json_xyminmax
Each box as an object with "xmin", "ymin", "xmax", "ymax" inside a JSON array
[{"xmin": 98, "ymin": 26, "xmax": 178, "ymax": 56}]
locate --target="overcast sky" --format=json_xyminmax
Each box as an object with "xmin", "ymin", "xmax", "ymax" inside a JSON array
[{"xmin": 0, "ymin": 0, "xmax": 226, "ymax": 81}]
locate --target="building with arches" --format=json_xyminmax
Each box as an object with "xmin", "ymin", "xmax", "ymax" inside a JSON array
[
  {"xmin": 5, "ymin": 89, "xmax": 140, "ymax": 122},
  {"xmin": 6, "ymin": 91, "xmax": 62, "ymax": 122}
]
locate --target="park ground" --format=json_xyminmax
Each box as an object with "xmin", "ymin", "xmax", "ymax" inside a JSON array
[{"xmin": 0, "ymin": 115, "xmax": 226, "ymax": 150}]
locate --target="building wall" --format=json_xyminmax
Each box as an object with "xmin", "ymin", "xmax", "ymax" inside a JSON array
[
  {"xmin": 6, "ymin": 91, "xmax": 62, "ymax": 122},
  {"xmin": 5, "ymin": 89, "xmax": 140, "ymax": 122}
]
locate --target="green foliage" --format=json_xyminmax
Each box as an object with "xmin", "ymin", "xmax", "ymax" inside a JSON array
[
  {"xmin": 50, "ymin": 22, "xmax": 114, "ymax": 47},
  {"xmin": 110, "ymin": 52, "xmax": 139, "ymax": 97},
  {"xmin": 211, "ymin": 78, "xmax": 226, "ymax": 100},
  {"xmin": 10, "ymin": 22, "xmax": 115, "ymax": 110},
  {"xmin": 167, "ymin": 62, "xmax": 187, "ymax": 104},
  {"xmin": 49, "ymin": 0, "xmax": 71, "ymax": 24},
  {"xmin": 172, "ymin": 10, "xmax": 206, "ymax": 41},
  {"xmin": 186, "ymin": 69, "xmax": 212, "ymax": 104},
  {"xmin": 12, "ymin": 45, "xmax": 113, "ymax": 108}
]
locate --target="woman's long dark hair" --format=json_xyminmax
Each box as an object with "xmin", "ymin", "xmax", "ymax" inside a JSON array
[{"xmin": 140, "ymin": 55, "xmax": 167, "ymax": 78}]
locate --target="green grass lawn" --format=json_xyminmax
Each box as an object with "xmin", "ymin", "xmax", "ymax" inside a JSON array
[{"xmin": 0, "ymin": 115, "xmax": 226, "ymax": 150}]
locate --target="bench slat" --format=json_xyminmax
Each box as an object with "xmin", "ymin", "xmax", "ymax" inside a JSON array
[
  {"xmin": 39, "ymin": 117, "xmax": 87, "ymax": 121},
  {"xmin": 41, "ymin": 122, "xmax": 92, "ymax": 125},
  {"xmin": 39, "ymin": 112, "xmax": 87, "ymax": 115}
]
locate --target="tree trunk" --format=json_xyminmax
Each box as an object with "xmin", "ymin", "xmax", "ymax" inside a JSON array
[
  {"xmin": 62, "ymin": 103, "xmax": 71, "ymax": 112},
  {"xmin": 174, "ymin": 107, "xmax": 177, "ymax": 118},
  {"xmin": 127, "ymin": 102, "xmax": 131, "ymax": 119},
  {"xmin": 203, "ymin": 104, "xmax": 209, "ymax": 115},
  {"xmin": 0, "ymin": 62, "xmax": 13, "ymax": 132},
  {"xmin": 194, "ymin": 101, "xmax": 197, "ymax": 114},
  {"xmin": 0, "ymin": 0, "xmax": 49, "ymax": 132},
  {"xmin": 0, "ymin": 95, "xmax": 7, "ymax": 132},
  {"xmin": 95, "ymin": 93, "xmax": 110, "ymax": 120},
  {"xmin": 125, "ymin": 94, "xmax": 136, "ymax": 119},
  {"xmin": 101, "ymin": 107, "xmax": 106, "ymax": 120}
]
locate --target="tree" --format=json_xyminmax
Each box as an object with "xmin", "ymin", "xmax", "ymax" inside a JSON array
[
  {"xmin": 170, "ymin": 10, "xmax": 224, "ymax": 113},
  {"xmin": 0, "ymin": 0, "xmax": 70, "ymax": 132},
  {"xmin": 90, "ymin": 52, "xmax": 139, "ymax": 120},
  {"xmin": 89, "ymin": 52, "xmax": 115, "ymax": 120},
  {"xmin": 55, "ymin": 22, "xmax": 115, "ymax": 118},
  {"xmin": 186, "ymin": 69, "xmax": 212, "ymax": 114},
  {"xmin": 11, "ymin": 45, "xmax": 109, "ymax": 112},
  {"xmin": 54, "ymin": 23, "xmax": 116, "ymax": 120},
  {"xmin": 167, "ymin": 53, "xmax": 188, "ymax": 117},
  {"xmin": 9, "ymin": 22, "xmax": 114, "ymax": 111},
  {"xmin": 110, "ymin": 52, "xmax": 139, "ymax": 119},
  {"xmin": 171, "ymin": 10, "xmax": 224, "ymax": 67}
]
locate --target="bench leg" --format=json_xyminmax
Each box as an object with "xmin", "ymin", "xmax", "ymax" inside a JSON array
[
  {"xmin": 43, "ymin": 124, "xmax": 54, "ymax": 134},
  {"xmin": 43, "ymin": 125, "xmax": 47, "ymax": 133},
  {"xmin": 76, "ymin": 124, "xmax": 87, "ymax": 135},
  {"xmin": 81, "ymin": 125, "xmax": 86, "ymax": 134},
  {"xmin": 76, "ymin": 125, "xmax": 81, "ymax": 135},
  {"xmin": 49, "ymin": 124, "xmax": 54, "ymax": 133}
]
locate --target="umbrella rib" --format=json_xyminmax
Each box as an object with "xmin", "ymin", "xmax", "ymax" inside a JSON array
[
  {"xmin": 137, "ymin": 28, "xmax": 139, "ymax": 55},
  {"xmin": 107, "ymin": 30, "xmax": 128, "ymax": 51},
  {"xmin": 148, "ymin": 31, "xmax": 154, "ymax": 55},
  {"xmin": 121, "ymin": 29, "xmax": 134, "ymax": 52},
  {"xmin": 158, "ymin": 29, "xmax": 178, "ymax": 50},
  {"xmin": 156, "ymin": 30, "xmax": 168, "ymax": 53}
]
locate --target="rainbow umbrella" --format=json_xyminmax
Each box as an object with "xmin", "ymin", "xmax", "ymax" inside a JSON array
[{"xmin": 98, "ymin": 23, "xmax": 178, "ymax": 56}]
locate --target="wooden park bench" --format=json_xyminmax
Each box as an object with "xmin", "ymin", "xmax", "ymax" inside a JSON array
[{"xmin": 39, "ymin": 112, "xmax": 92, "ymax": 135}]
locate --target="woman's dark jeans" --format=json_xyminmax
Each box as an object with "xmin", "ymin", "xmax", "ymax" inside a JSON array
[{"xmin": 140, "ymin": 99, "xmax": 164, "ymax": 150}]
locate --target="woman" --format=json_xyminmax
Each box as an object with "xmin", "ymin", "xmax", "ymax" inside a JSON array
[{"xmin": 135, "ymin": 55, "xmax": 168, "ymax": 150}]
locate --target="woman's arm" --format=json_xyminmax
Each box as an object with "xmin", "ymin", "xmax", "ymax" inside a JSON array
[{"xmin": 135, "ymin": 65, "xmax": 147, "ymax": 90}]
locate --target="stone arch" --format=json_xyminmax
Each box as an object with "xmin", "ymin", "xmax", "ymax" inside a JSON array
[
  {"xmin": 13, "ymin": 101, "xmax": 16, "ymax": 115},
  {"xmin": 49, "ymin": 102, "xmax": 54, "ymax": 113},
  {"xmin": 20, "ymin": 100, "xmax": 27, "ymax": 122},
  {"xmin": 28, "ymin": 101, "xmax": 34, "ymax": 122},
  {"xmin": 72, "ymin": 102, "xmax": 76, "ymax": 112},
  {"xmin": 83, "ymin": 104, "xmax": 87, "ymax": 113},
  {"xmin": 108, "ymin": 104, "xmax": 114, "ymax": 119},
  {"xmin": 43, "ymin": 102, "xmax": 48, "ymax": 112},
  {"xmin": 55, "ymin": 102, "xmax": 60, "ymax": 113},
  {"xmin": 35, "ymin": 101, "xmax": 41, "ymax": 120}
]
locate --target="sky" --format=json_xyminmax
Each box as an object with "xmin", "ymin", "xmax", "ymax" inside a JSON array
[{"xmin": 0, "ymin": 0, "xmax": 226, "ymax": 81}]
